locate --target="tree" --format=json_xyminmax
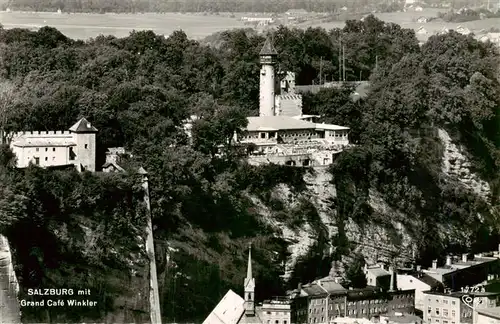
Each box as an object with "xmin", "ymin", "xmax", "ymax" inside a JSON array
[
  {"xmin": 343, "ymin": 254, "xmax": 367, "ymax": 288},
  {"xmin": 0, "ymin": 80, "xmax": 16, "ymax": 143}
]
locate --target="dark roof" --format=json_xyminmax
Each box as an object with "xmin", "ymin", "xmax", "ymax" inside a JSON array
[
  {"xmin": 260, "ymin": 37, "xmax": 277, "ymax": 56},
  {"xmin": 69, "ymin": 118, "xmax": 98, "ymax": 133},
  {"xmin": 423, "ymin": 290, "xmax": 500, "ymax": 298},
  {"xmin": 415, "ymin": 272, "xmax": 443, "ymax": 288},
  {"xmin": 477, "ymin": 306, "xmax": 500, "ymax": 319},
  {"xmin": 102, "ymin": 162, "xmax": 125, "ymax": 172},
  {"xmin": 302, "ymin": 284, "xmax": 327, "ymax": 296}
]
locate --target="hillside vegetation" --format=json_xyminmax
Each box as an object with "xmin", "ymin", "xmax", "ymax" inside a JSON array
[{"xmin": 0, "ymin": 15, "xmax": 498, "ymax": 322}]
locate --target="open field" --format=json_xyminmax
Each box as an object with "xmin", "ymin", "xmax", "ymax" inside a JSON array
[
  {"xmin": 1, "ymin": 10, "xmax": 499, "ymax": 41},
  {"xmin": 0, "ymin": 11, "xmax": 247, "ymax": 40}
]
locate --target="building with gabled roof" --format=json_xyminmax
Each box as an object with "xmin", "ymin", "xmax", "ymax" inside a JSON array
[
  {"xmin": 8, "ymin": 117, "xmax": 97, "ymax": 172},
  {"xmin": 203, "ymin": 246, "xmax": 291, "ymax": 324}
]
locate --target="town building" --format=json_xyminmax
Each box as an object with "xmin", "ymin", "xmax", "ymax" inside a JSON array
[
  {"xmin": 364, "ymin": 263, "xmax": 391, "ymax": 289},
  {"xmin": 396, "ymin": 269, "xmax": 444, "ymax": 313},
  {"xmin": 7, "ymin": 117, "xmax": 97, "ymax": 172},
  {"xmin": 423, "ymin": 290, "xmax": 500, "ymax": 324},
  {"xmin": 290, "ymin": 275, "xmax": 415, "ymax": 324},
  {"xmin": 422, "ymin": 254, "xmax": 500, "ymax": 291},
  {"xmin": 202, "ymin": 246, "xmax": 291, "ymax": 324},
  {"xmin": 476, "ymin": 306, "xmax": 500, "ymax": 324},
  {"xmin": 102, "ymin": 147, "xmax": 126, "ymax": 173},
  {"xmin": 236, "ymin": 37, "xmax": 352, "ymax": 167}
]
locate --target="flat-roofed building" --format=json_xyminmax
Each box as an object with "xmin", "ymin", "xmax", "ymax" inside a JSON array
[
  {"xmin": 476, "ymin": 306, "xmax": 500, "ymax": 324},
  {"xmin": 423, "ymin": 290, "xmax": 500, "ymax": 324},
  {"xmin": 423, "ymin": 254, "xmax": 500, "ymax": 291}
]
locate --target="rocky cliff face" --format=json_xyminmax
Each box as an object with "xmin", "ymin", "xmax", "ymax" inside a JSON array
[
  {"xmin": 0, "ymin": 235, "xmax": 21, "ymax": 324},
  {"xmin": 241, "ymin": 128, "xmax": 494, "ymax": 281}
]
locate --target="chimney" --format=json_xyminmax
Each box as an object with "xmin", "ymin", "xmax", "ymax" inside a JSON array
[
  {"xmin": 389, "ymin": 266, "xmax": 397, "ymax": 292},
  {"xmin": 417, "ymin": 265, "xmax": 421, "ymax": 272},
  {"xmin": 432, "ymin": 260, "xmax": 438, "ymax": 269},
  {"xmin": 462, "ymin": 253, "xmax": 468, "ymax": 263},
  {"xmin": 446, "ymin": 256, "xmax": 452, "ymax": 266},
  {"xmin": 87, "ymin": 122, "xmax": 91, "ymax": 128},
  {"xmin": 298, "ymin": 283, "xmax": 302, "ymax": 291}
]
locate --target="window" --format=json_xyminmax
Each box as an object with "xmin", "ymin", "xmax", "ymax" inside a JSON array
[
  {"xmin": 452, "ymin": 301, "xmax": 456, "ymax": 305},
  {"xmin": 443, "ymin": 309, "xmax": 448, "ymax": 316},
  {"xmin": 436, "ymin": 308, "xmax": 440, "ymax": 315},
  {"xmin": 53, "ymin": 148, "xmax": 56, "ymax": 152},
  {"xmin": 284, "ymin": 321, "xmax": 287, "ymax": 324},
  {"xmin": 428, "ymin": 307, "xmax": 432, "ymax": 313},
  {"xmin": 260, "ymin": 133, "xmax": 266, "ymax": 139},
  {"xmin": 69, "ymin": 147, "xmax": 76, "ymax": 161},
  {"xmin": 444, "ymin": 300, "xmax": 448, "ymax": 304},
  {"xmin": 275, "ymin": 321, "xmax": 279, "ymax": 324},
  {"xmin": 36, "ymin": 148, "xmax": 39, "ymax": 152},
  {"xmin": 85, "ymin": 144, "xmax": 88, "ymax": 149},
  {"xmin": 45, "ymin": 148, "xmax": 48, "ymax": 151},
  {"xmin": 44, "ymin": 157, "xmax": 48, "ymax": 161},
  {"xmin": 34, "ymin": 157, "xmax": 39, "ymax": 165},
  {"xmin": 451, "ymin": 310, "xmax": 455, "ymax": 317}
]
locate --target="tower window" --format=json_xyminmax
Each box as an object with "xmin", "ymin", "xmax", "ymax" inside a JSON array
[{"xmin": 85, "ymin": 144, "xmax": 88, "ymax": 149}]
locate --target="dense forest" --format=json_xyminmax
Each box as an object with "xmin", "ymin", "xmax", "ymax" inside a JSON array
[{"xmin": 0, "ymin": 14, "xmax": 498, "ymax": 322}]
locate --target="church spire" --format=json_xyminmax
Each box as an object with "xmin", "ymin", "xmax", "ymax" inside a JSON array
[
  {"xmin": 243, "ymin": 243, "xmax": 255, "ymax": 316},
  {"xmin": 246, "ymin": 243, "xmax": 252, "ymax": 281}
]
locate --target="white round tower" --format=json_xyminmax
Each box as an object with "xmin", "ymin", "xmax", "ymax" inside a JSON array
[{"xmin": 259, "ymin": 37, "xmax": 278, "ymax": 117}]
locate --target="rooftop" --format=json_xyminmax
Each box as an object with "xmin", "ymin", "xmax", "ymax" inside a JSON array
[
  {"xmin": 411, "ymin": 272, "xmax": 443, "ymax": 288},
  {"xmin": 366, "ymin": 266, "xmax": 390, "ymax": 278},
  {"xmin": 424, "ymin": 256, "xmax": 498, "ymax": 278},
  {"xmin": 202, "ymin": 289, "xmax": 244, "ymax": 324},
  {"xmin": 260, "ymin": 37, "xmax": 277, "ymax": 56},
  {"xmin": 316, "ymin": 123, "xmax": 350, "ymax": 131},
  {"xmin": 69, "ymin": 117, "xmax": 98, "ymax": 133},
  {"xmin": 12, "ymin": 138, "xmax": 76, "ymax": 147},
  {"xmin": 423, "ymin": 290, "xmax": 500, "ymax": 298},
  {"xmin": 477, "ymin": 306, "xmax": 500, "ymax": 319},
  {"xmin": 314, "ymin": 277, "xmax": 347, "ymax": 294},
  {"xmin": 301, "ymin": 283, "xmax": 327, "ymax": 296},
  {"xmin": 246, "ymin": 116, "xmax": 317, "ymax": 131}
]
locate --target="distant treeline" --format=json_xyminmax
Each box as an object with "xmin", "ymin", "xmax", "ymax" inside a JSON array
[{"xmin": 5, "ymin": 0, "xmax": 343, "ymax": 13}]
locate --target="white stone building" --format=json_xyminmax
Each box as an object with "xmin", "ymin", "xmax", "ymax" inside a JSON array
[
  {"xmin": 236, "ymin": 37, "xmax": 351, "ymax": 167},
  {"xmin": 8, "ymin": 117, "xmax": 97, "ymax": 172}
]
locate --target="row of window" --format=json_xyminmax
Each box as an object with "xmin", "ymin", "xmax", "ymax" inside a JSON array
[
  {"xmin": 31, "ymin": 144, "xmax": 88, "ymax": 152},
  {"xmin": 266, "ymin": 320, "xmax": 287, "ymax": 324},
  {"xmin": 429, "ymin": 298, "xmax": 457, "ymax": 305},
  {"xmin": 428, "ymin": 307, "xmax": 456, "ymax": 317},
  {"xmin": 265, "ymin": 311, "xmax": 288, "ymax": 317}
]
